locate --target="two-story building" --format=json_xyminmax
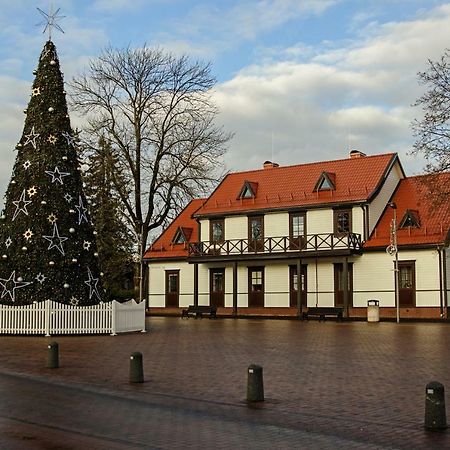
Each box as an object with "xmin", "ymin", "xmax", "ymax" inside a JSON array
[{"xmin": 144, "ymin": 151, "xmax": 450, "ymax": 319}]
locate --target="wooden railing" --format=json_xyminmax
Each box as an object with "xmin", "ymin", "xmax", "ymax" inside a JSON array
[{"xmin": 188, "ymin": 233, "xmax": 362, "ymax": 257}]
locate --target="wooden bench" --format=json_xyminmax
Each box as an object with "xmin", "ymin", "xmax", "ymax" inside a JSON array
[
  {"xmin": 302, "ymin": 307, "xmax": 343, "ymax": 321},
  {"xmin": 181, "ymin": 305, "xmax": 217, "ymax": 319}
]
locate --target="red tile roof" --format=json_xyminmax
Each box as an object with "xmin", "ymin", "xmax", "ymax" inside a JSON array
[
  {"xmin": 143, "ymin": 199, "xmax": 205, "ymax": 259},
  {"xmin": 365, "ymin": 173, "xmax": 450, "ymax": 248},
  {"xmin": 195, "ymin": 153, "xmax": 399, "ymax": 216}
]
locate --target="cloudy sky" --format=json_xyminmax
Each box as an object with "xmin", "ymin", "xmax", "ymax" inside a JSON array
[{"xmin": 1, "ymin": 0, "xmax": 450, "ymax": 203}]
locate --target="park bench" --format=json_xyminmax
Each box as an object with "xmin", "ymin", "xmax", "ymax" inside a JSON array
[
  {"xmin": 181, "ymin": 305, "xmax": 217, "ymax": 319},
  {"xmin": 302, "ymin": 307, "xmax": 343, "ymax": 321}
]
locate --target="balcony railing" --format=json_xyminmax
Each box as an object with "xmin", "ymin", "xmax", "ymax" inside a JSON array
[{"xmin": 188, "ymin": 233, "xmax": 362, "ymax": 257}]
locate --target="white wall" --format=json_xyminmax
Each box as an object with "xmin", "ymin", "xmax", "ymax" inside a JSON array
[
  {"xmin": 368, "ymin": 160, "xmax": 403, "ymax": 234},
  {"xmin": 148, "ymin": 247, "xmax": 442, "ymax": 309},
  {"xmin": 148, "ymin": 261, "xmax": 194, "ymax": 307}
]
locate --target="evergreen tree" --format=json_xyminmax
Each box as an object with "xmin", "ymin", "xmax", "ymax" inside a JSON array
[
  {"xmin": 0, "ymin": 40, "xmax": 103, "ymax": 306},
  {"xmin": 82, "ymin": 138, "xmax": 134, "ymax": 301}
]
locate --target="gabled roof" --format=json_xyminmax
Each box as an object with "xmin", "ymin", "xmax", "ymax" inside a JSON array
[
  {"xmin": 143, "ymin": 199, "xmax": 205, "ymax": 259},
  {"xmin": 195, "ymin": 153, "xmax": 400, "ymax": 217},
  {"xmin": 365, "ymin": 173, "xmax": 450, "ymax": 248}
]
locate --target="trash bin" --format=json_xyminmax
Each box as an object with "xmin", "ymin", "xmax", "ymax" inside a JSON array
[{"xmin": 367, "ymin": 299, "xmax": 380, "ymax": 322}]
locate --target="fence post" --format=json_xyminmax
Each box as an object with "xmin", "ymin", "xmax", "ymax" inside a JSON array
[
  {"xmin": 111, "ymin": 300, "xmax": 117, "ymax": 336},
  {"xmin": 45, "ymin": 300, "xmax": 51, "ymax": 337}
]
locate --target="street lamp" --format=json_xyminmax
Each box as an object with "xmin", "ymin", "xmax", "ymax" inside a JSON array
[{"xmin": 386, "ymin": 202, "xmax": 400, "ymax": 323}]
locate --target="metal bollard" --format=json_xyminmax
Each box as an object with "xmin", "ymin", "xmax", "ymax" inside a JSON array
[
  {"xmin": 129, "ymin": 352, "xmax": 144, "ymax": 383},
  {"xmin": 425, "ymin": 381, "xmax": 447, "ymax": 430},
  {"xmin": 247, "ymin": 364, "xmax": 264, "ymax": 402},
  {"xmin": 47, "ymin": 342, "xmax": 59, "ymax": 369}
]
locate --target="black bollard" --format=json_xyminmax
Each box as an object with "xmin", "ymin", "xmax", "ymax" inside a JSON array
[
  {"xmin": 47, "ymin": 342, "xmax": 59, "ymax": 369},
  {"xmin": 130, "ymin": 352, "xmax": 144, "ymax": 383},
  {"xmin": 247, "ymin": 364, "xmax": 264, "ymax": 402},
  {"xmin": 425, "ymin": 381, "xmax": 447, "ymax": 430}
]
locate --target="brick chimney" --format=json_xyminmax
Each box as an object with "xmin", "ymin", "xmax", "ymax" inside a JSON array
[
  {"xmin": 349, "ymin": 150, "xmax": 367, "ymax": 159},
  {"xmin": 263, "ymin": 160, "xmax": 279, "ymax": 169}
]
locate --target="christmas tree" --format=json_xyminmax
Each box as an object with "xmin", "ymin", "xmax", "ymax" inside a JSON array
[{"xmin": 0, "ymin": 40, "xmax": 103, "ymax": 306}]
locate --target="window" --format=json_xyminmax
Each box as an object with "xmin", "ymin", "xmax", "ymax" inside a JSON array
[
  {"xmin": 168, "ymin": 273, "xmax": 178, "ymax": 293},
  {"xmin": 173, "ymin": 229, "xmax": 186, "ymax": 244},
  {"xmin": 210, "ymin": 219, "xmax": 225, "ymax": 243},
  {"xmin": 238, "ymin": 181, "xmax": 258, "ymax": 199},
  {"xmin": 399, "ymin": 210, "xmax": 420, "ymax": 229},
  {"xmin": 289, "ymin": 212, "xmax": 306, "ymax": 249},
  {"xmin": 334, "ymin": 209, "xmax": 351, "ymax": 235},
  {"xmin": 250, "ymin": 269, "xmax": 263, "ymax": 292},
  {"xmin": 248, "ymin": 216, "xmax": 264, "ymax": 251},
  {"xmin": 172, "ymin": 227, "xmax": 192, "ymax": 244},
  {"xmin": 314, "ymin": 172, "xmax": 336, "ymax": 191}
]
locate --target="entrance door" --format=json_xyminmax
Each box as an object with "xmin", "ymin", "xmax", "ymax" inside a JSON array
[
  {"xmin": 289, "ymin": 265, "xmax": 307, "ymax": 307},
  {"xmin": 165, "ymin": 270, "xmax": 179, "ymax": 307},
  {"xmin": 398, "ymin": 261, "xmax": 415, "ymax": 307},
  {"xmin": 248, "ymin": 267, "xmax": 264, "ymax": 307},
  {"xmin": 210, "ymin": 268, "xmax": 225, "ymax": 308},
  {"xmin": 334, "ymin": 263, "xmax": 353, "ymax": 307}
]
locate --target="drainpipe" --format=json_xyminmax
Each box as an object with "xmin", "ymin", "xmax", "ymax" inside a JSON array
[
  {"xmin": 315, "ymin": 258, "xmax": 319, "ymax": 307},
  {"xmin": 438, "ymin": 246, "xmax": 444, "ymax": 318},
  {"xmin": 443, "ymin": 247, "xmax": 449, "ymax": 318}
]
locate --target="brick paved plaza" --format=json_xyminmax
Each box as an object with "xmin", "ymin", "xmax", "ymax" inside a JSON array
[{"xmin": 0, "ymin": 317, "xmax": 449, "ymax": 449}]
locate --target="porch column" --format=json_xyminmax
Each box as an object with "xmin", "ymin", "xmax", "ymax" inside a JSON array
[
  {"xmin": 296, "ymin": 259, "xmax": 302, "ymax": 318},
  {"xmin": 233, "ymin": 261, "xmax": 238, "ymax": 317},
  {"xmin": 193, "ymin": 263, "xmax": 199, "ymax": 306},
  {"xmin": 343, "ymin": 256, "xmax": 349, "ymax": 318}
]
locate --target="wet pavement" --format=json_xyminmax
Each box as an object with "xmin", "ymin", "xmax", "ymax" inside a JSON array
[{"xmin": 0, "ymin": 317, "xmax": 449, "ymax": 449}]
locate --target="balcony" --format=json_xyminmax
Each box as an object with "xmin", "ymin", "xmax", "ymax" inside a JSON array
[{"xmin": 188, "ymin": 233, "xmax": 362, "ymax": 259}]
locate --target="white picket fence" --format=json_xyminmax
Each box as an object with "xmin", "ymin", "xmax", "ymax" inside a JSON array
[{"xmin": 0, "ymin": 299, "xmax": 146, "ymax": 336}]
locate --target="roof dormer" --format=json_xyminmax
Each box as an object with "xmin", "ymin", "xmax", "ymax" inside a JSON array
[
  {"xmin": 314, "ymin": 171, "xmax": 336, "ymax": 192},
  {"xmin": 172, "ymin": 226, "xmax": 193, "ymax": 244},
  {"xmin": 399, "ymin": 209, "xmax": 420, "ymax": 229},
  {"xmin": 238, "ymin": 181, "xmax": 258, "ymax": 199}
]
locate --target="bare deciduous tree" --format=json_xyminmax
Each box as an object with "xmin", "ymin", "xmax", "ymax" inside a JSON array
[
  {"xmin": 412, "ymin": 50, "xmax": 450, "ymax": 174},
  {"xmin": 70, "ymin": 45, "xmax": 231, "ymax": 299}
]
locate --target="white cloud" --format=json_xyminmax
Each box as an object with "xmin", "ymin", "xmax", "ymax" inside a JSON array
[{"xmin": 214, "ymin": 4, "xmax": 450, "ymax": 175}]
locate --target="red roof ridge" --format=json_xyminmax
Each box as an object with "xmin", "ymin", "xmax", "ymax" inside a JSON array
[{"xmin": 222, "ymin": 152, "xmax": 397, "ymax": 178}]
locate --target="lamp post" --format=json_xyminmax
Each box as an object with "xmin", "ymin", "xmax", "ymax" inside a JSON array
[{"xmin": 387, "ymin": 202, "xmax": 400, "ymax": 323}]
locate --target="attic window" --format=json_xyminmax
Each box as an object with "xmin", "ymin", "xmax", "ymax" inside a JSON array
[
  {"xmin": 314, "ymin": 172, "xmax": 336, "ymax": 192},
  {"xmin": 399, "ymin": 210, "xmax": 420, "ymax": 229},
  {"xmin": 238, "ymin": 181, "xmax": 258, "ymax": 199},
  {"xmin": 172, "ymin": 227, "xmax": 193, "ymax": 244}
]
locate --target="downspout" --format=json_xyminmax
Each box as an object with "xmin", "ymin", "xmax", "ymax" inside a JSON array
[
  {"xmin": 443, "ymin": 247, "xmax": 448, "ymax": 319},
  {"xmin": 315, "ymin": 258, "xmax": 319, "ymax": 307},
  {"xmin": 438, "ymin": 246, "xmax": 444, "ymax": 318}
]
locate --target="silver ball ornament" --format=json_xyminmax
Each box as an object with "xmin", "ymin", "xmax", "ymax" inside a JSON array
[
  {"xmin": 48, "ymin": 107, "xmax": 54, "ymax": 112},
  {"xmin": 71, "ymin": 258, "xmax": 77, "ymax": 263},
  {"xmin": 62, "ymin": 156, "xmax": 68, "ymax": 160},
  {"xmin": 21, "ymin": 246, "xmax": 27, "ymax": 251},
  {"xmin": 50, "ymin": 60, "xmax": 56, "ymax": 65},
  {"xmin": 17, "ymin": 277, "xmax": 23, "ymax": 282},
  {"xmin": 69, "ymin": 228, "xmax": 75, "ymax": 233},
  {"xmin": 2, "ymin": 255, "xmax": 7, "ymax": 259},
  {"xmin": 41, "ymin": 201, "xmax": 47, "ymax": 205},
  {"xmin": 63, "ymin": 283, "xmax": 69, "ymax": 289},
  {"xmin": 49, "ymin": 261, "xmax": 55, "ymax": 266}
]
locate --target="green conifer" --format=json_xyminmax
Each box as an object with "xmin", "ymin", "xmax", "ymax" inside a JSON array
[{"xmin": 0, "ymin": 40, "xmax": 103, "ymax": 306}]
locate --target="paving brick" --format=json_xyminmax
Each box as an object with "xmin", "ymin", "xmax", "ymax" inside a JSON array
[{"xmin": 0, "ymin": 318, "xmax": 449, "ymax": 448}]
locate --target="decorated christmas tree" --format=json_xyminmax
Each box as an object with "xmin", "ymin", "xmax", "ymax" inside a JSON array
[{"xmin": 0, "ymin": 39, "xmax": 103, "ymax": 306}]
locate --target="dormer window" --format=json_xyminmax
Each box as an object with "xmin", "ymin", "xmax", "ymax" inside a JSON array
[
  {"xmin": 314, "ymin": 172, "xmax": 336, "ymax": 192},
  {"xmin": 172, "ymin": 227, "xmax": 192, "ymax": 244},
  {"xmin": 399, "ymin": 210, "xmax": 420, "ymax": 229},
  {"xmin": 238, "ymin": 181, "xmax": 258, "ymax": 199}
]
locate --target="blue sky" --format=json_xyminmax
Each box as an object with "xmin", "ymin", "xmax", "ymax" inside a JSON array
[{"xmin": 1, "ymin": 0, "xmax": 450, "ymax": 202}]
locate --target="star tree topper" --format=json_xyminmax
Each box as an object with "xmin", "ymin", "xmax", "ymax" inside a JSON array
[{"xmin": 37, "ymin": 6, "xmax": 65, "ymax": 40}]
